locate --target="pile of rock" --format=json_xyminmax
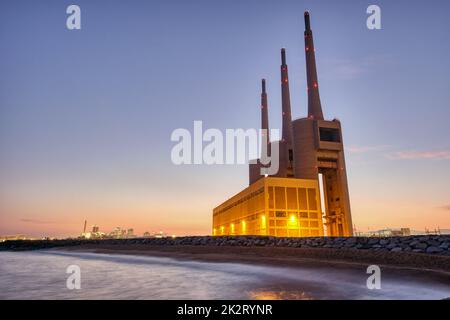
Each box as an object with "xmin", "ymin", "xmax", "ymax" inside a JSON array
[{"xmin": 1, "ymin": 235, "xmax": 449, "ymax": 255}]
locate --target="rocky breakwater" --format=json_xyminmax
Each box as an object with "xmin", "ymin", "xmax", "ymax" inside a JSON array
[{"xmin": 1, "ymin": 235, "xmax": 449, "ymax": 256}]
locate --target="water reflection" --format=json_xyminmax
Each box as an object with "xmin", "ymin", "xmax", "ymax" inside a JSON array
[
  {"xmin": 0, "ymin": 250, "xmax": 448, "ymax": 300},
  {"xmin": 249, "ymin": 289, "xmax": 312, "ymax": 300}
]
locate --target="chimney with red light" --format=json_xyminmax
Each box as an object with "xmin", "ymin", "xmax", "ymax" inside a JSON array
[
  {"xmin": 249, "ymin": 79, "xmax": 271, "ymax": 184},
  {"xmin": 277, "ymin": 48, "xmax": 295, "ymax": 177},
  {"xmin": 304, "ymin": 11, "xmax": 324, "ymax": 120},
  {"xmin": 261, "ymin": 79, "xmax": 270, "ymax": 145},
  {"xmin": 280, "ymin": 48, "xmax": 294, "ymax": 149}
]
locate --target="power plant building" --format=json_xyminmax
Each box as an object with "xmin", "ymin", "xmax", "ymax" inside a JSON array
[{"xmin": 213, "ymin": 12, "xmax": 353, "ymax": 237}]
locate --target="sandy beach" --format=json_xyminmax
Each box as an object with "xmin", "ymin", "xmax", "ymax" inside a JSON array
[{"xmin": 58, "ymin": 244, "xmax": 450, "ymax": 282}]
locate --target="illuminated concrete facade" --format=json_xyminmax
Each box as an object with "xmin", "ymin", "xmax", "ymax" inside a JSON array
[
  {"xmin": 213, "ymin": 177, "xmax": 323, "ymax": 237},
  {"xmin": 214, "ymin": 12, "xmax": 353, "ymax": 237}
]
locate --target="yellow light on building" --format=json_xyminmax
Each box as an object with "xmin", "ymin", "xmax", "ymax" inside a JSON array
[
  {"xmin": 289, "ymin": 215, "xmax": 298, "ymax": 228},
  {"xmin": 231, "ymin": 223, "xmax": 235, "ymax": 234},
  {"xmin": 261, "ymin": 215, "xmax": 266, "ymax": 229},
  {"xmin": 242, "ymin": 221, "xmax": 246, "ymax": 233},
  {"xmin": 213, "ymin": 228, "xmax": 216, "ymax": 236},
  {"xmin": 221, "ymin": 226, "xmax": 224, "ymax": 234}
]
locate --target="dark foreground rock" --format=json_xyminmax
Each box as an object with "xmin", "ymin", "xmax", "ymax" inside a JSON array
[{"xmin": 1, "ymin": 235, "xmax": 450, "ymax": 256}]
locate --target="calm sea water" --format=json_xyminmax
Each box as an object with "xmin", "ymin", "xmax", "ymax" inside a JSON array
[{"xmin": 0, "ymin": 250, "xmax": 448, "ymax": 299}]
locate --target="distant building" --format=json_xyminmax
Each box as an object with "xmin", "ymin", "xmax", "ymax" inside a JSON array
[
  {"xmin": 141, "ymin": 231, "xmax": 169, "ymax": 238},
  {"xmin": 355, "ymin": 228, "xmax": 411, "ymax": 237},
  {"xmin": 107, "ymin": 227, "xmax": 136, "ymax": 239},
  {"xmin": 127, "ymin": 228, "xmax": 135, "ymax": 238},
  {"xmin": 154, "ymin": 231, "xmax": 167, "ymax": 238},
  {"xmin": 109, "ymin": 227, "xmax": 122, "ymax": 238},
  {"xmin": 80, "ymin": 224, "xmax": 105, "ymax": 239},
  {"xmin": 0, "ymin": 235, "xmax": 28, "ymax": 242}
]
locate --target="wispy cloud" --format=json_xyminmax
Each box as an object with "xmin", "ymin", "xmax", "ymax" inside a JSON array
[
  {"xmin": 348, "ymin": 146, "xmax": 450, "ymax": 161},
  {"xmin": 347, "ymin": 145, "xmax": 390, "ymax": 154},
  {"xmin": 386, "ymin": 150, "xmax": 450, "ymax": 160},
  {"xmin": 437, "ymin": 205, "xmax": 450, "ymax": 211},
  {"xmin": 20, "ymin": 218, "xmax": 56, "ymax": 225}
]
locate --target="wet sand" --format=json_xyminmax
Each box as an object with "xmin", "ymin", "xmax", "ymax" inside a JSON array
[
  {"xmin": 59, "ymin": 244, "xmax": 450, "ymax": 285},
  {"xmin": 3, "ymin": 248, "xmax": 449, "ymax": 299}
]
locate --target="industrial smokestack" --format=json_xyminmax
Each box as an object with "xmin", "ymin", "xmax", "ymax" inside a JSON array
[
  {"xmin": 260, "ymin": 78, "xmax": 271, "ymax": 169},
  {"xmin": 261, "ymin": 79, "xmax": 269, "ymax": 142},
  {"xmin": 304, "ymin": 11, "xmax": 324, "ymax": 120},
  {"xmin": 280, "ymin": 48, "xmax": 294, "ymax": 147},
  {"xmin": 304, "ymin": 10, "xmax": 311, "ymax": 31},
  {"xmin": 83, "ymin": 220, "xmax": 87, "ymax": 234},
  {"xmin": 249, "ymin": 79, "xmax": 270, "ymax": 185}
]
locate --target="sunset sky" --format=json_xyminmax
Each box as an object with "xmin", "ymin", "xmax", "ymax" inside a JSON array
[{"xmin": 1, "ymin": 0, "xmax": 449, "ymax": 237}]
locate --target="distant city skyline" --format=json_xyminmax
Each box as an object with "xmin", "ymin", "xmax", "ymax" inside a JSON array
[{"xmin": 1, "ymin": 0, "xmax": 449, "ymax": 237}]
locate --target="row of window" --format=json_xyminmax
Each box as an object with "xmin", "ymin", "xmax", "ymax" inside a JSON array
[
  {"xmin": 270, "ymin": 211, "xmax": 319, "ymax": 219},
  {"xmin": 268, "ymin": 229, "xmax": 321, "ymax": 237},
  {"xmin": 269, "ymin": 220, "xmax": 320, "ymax": 228},
  {"xmin": 268, "ymin": 187, "xmax": 318, "ymax": 211},
  {"xmin": 214, "ymin": 188, "xmax": 264, "ymax": 216}
]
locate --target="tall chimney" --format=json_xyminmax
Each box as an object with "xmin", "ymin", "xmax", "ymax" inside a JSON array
[
  {"xmin": 249, "ymin": 80, "xmax": 270, "ymax": 185},
  {"xmin": 261, "ymin": 79, "xmax": 270, "ymax": 143},
  {"xmin": 83, "ymin": 220, "xmax": 87, "ymax": 234},
  {"xmin": 304, "ymin": 11, "xmax": 324, "ymax": 120},
  {"xmin": 280, "ymin": 48, "xmax": 294, "ymax": 147}
]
